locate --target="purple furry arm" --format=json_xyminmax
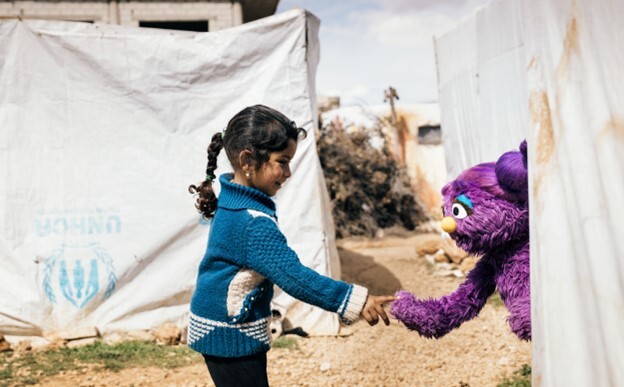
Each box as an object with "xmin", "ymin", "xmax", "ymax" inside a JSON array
[
  {"xmin": 391, "ymin": 258, "xmax": 497, "ymax": 338},
  {"xmin": 496, "ymin": 243, "xmax": 531, "ymax": 341}
]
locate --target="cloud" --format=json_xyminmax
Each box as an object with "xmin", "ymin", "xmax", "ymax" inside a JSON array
[
  {"xmin": 357, "ymin": 10, "xmax": 457, "ymax": 48},
  {"xmin": 354, "ymin": 0, "xmax": 491, "ymax": 49},
  {"xmin": 375, "ymin": 0, "xmax": 490, "ymax": 16}
]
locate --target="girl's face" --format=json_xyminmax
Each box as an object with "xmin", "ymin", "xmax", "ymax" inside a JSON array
[{"xmin": 251, "ymin": 139, "xmax": 298, "ymax": 197}]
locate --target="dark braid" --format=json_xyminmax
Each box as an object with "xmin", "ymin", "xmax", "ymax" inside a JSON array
[
  {"xmin": 205, "ymin": 131, "xmax": 223, "ymax": 179},
  {"xmin": 188, "ymin": 132, "xmax": 224, "ymax": 219}
]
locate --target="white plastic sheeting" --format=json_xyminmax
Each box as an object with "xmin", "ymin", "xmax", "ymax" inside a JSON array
[
  {"xmin": 0, "ymin": 9, "xmax": 343, "ymax": 338},
  {"xmin": 435, "ymin": 0, "xmax": 528, "ymax": 179},
  {"xmin": 524, "ymin": 1, "xmax": 624, "ymax": 385},
  {"xmin": 436, "ymin": 0, "xmax": 624, "ymax": 385}
]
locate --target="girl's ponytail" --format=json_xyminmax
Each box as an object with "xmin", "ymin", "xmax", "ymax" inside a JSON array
[{"xmin": 189, "ymin": 132, "xmax": 224, "ymax": 219}]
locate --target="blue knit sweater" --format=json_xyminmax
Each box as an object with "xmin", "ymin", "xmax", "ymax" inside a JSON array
[{"xmin": 188, "ymin": 174, "xmax": 368, "ymax": 358}]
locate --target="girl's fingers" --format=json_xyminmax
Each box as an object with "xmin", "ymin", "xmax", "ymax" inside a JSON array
[
  {"xmin": 361, "ymin": 309, "xmax": 371, "ymax": 324},
  {"xmin": 363, "ymin": 309, "xmax": 378, "ymax": 326},
  {"xmin": 375, "ymin": 304, "xmax": 390, "ymax": 326},
  {"xmin": 379, "ymin": 295, "xmax": 398, "ymax": 304},
  {"xmin": 362, "ymin": 295, "xmax": 397, "ymax": 326}
]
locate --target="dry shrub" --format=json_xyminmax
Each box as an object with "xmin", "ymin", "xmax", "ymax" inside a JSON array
[{"xmin": 317, "ymin": 122, "xmax": 430, "ymax": 238}]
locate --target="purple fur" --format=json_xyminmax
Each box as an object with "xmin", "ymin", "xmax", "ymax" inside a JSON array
[{"xmin": 391, "ymin": 141, "xmax": 531, "ymax": 341}]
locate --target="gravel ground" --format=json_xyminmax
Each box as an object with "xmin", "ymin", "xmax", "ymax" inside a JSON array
[{"xmin": 37, "ymin": 233, "xmax": 531, "ymax": 387}]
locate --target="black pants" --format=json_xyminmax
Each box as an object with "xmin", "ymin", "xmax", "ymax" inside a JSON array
[{"xmin": 203, "ymin": 351, "xmax": 269, "ymax": 387}]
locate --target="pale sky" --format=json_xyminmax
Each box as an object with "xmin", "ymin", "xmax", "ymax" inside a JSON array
[{"xmin": 276, "ymin": 0, "xmax": 489, "ymax": 106}]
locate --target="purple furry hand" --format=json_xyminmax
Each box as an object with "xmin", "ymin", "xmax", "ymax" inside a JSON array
[
  {"xmin": 390, "ymin": 291, "xmax": 451, "ymax": 338},
  {"xmin": 390, "ymin": 257, "xmax": 496, "ymax": 339}
]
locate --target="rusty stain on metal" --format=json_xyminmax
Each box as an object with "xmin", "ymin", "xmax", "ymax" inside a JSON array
[
  {"xmin": 530, "ymin": 92, "xmax": 555, "ymax": 167},
  {"xmin": 599, "ymin": 117, "xmax": 624, "ymax": 142},
  {"xmin": 529, "ymin": 91, "xmax": 555, "ymax": 211},
  {"xmin": 529, "ymin": 14, "xmax": 580, "ymax": 212},
  {"xmin": 556, "ymin": 16, "xmax": 580, "ymax": 84}
]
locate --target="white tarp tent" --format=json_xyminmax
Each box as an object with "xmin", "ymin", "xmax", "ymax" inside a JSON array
[
  {"xmin": 0, "ymin": 9, "xmax": 344, "ymax": 339},
  {"xmin": 435, "ymin": 0, "xmax": 624, "ymax": 385}
]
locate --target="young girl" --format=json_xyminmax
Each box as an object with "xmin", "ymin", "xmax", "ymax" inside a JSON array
[{"xmin": 188, "ymin": 105, "xmax": 395, "ymax": 386}]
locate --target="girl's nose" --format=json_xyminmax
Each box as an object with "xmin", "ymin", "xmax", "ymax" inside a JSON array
[{"xmin": 441, "ymin": 216, "xmax": 457, "ymax": 233}]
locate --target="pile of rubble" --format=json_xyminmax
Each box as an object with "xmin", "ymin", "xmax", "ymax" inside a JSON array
[
  {"xmin": 317, "ymin": 123, "xmax": 431, "ymax": 238},
  {"xmin": 416, "ymin": 235, "xmax": 479, "ymax": 277},
  {"xmin": 0, "ymin": 324, "xmax": 185, "ymax": 353}
]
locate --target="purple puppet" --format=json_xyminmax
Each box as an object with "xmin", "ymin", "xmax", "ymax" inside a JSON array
[{"xmin": 391, "ymin": 141, "xmax": 530, "ymax": 341}]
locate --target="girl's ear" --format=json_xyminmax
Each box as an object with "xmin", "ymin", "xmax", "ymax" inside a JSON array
[{"xmin": 238, "ymin": 149, "xmax": 253, "ymax": 172}]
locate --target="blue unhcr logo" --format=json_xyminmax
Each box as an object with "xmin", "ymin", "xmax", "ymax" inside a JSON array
[
  {"xmin": 35, "ymin": 207, "xmax": 122, "ymax": 237},
  {"xmin": 43, "ymin": 244, "xmax": 117, "ymax": 308}
]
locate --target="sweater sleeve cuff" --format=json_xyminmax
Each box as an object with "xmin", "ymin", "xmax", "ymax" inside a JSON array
[{"xmin": 339, "ymin": 284, "xmax": 369, "ymax": 324}]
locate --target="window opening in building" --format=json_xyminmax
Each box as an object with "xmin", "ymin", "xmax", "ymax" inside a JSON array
[
  {"xmin": 418, "ymin": 125, "xmax": 442, "ymax": 145},
  {"xmin": 139, "ymin": 20, "xmax": 209, "ymax": 32}
]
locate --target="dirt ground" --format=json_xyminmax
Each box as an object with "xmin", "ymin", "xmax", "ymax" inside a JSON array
[{"xmin": 37, "ymin": 232, "xmax": 531, "ymax": 387}]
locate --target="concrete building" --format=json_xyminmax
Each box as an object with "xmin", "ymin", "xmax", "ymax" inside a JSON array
[{"xmin": 0, "ymin": 0, "xmax": 279, "ymax": 32}]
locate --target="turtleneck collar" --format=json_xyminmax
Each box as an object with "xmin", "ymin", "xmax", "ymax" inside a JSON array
[{"xmin": 217, "ymin": 173, "xmax": 276, "ymax": 217}]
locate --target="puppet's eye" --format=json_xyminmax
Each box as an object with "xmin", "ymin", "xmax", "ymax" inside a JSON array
[
  {"xmin": 441, "ymin": 206, "xmax": 445, "ymax": 216},
  {"xmin": 451, "ymin": 203, "xmax": 469, "ymax": 219}
]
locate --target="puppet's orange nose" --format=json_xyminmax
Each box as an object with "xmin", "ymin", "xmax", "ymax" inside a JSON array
[{"xmin": 441, "ymin": 217, "xmax": 457, "ymax": 233}]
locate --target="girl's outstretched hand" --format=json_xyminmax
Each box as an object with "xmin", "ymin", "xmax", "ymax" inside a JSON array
[{"xmin": 361, "ymin": 295, "xmax": 397, "ymax": 326}]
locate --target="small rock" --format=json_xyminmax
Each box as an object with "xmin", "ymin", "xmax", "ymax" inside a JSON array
[
  {"xmin": 66, "ymin": 337, "xmax": 98, "ymax": 348},
  {"xmin": 320, "ymin": 362, "xmax": 331, "ymax": 372},
  {"xmin": 29, "ymin": 336, "xmax": 53, "ymax": 352},
  {"xmin": 437, "ymin": 262, "xmax": 455, "ymax": 271},
  {"xmin": 0, "ymin": 334, "xmax": 11, "ymax": 352},
  {"xmin": 415, "ymin": 238, "xmax": 442, "ymax": 256},
  {"xmin": 179, "ymin": 326, "xmax": 188, "ymax": 344},
  {"xmin": 434, "ymin": 269, "xmax": 454, "ymax": 277},
  {"xmin": 441, "ymin": 238, "xmax": 469, "ymax": 264},
  {"xmin": 451, "ymin": 269, "xmax": 465, "ymax": 278},
  {"xmin": 127, "ymin": 330, "xmax": 155, "ymax": 342},
  {"xmin": 44, "ymin": 326, "xmax": 99, "ymax": 342},
  {"xmin": 15, "ymin": 340, "xmax": 32, "ymax": 352},
  {"xmin": 434, "ymin": 251, "xmax": 450, "ymax": 263},
  {"xmin": 103, "ymin": 332, "xmax": 124, "ymax": 345},
  {"xmin": 47, "ymin": 339, "xmax": 67, "ymax": 350},
  {"xmin": 153, "ymin": 323, "xmax": 181, "ymax": 345}
]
